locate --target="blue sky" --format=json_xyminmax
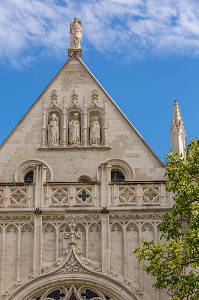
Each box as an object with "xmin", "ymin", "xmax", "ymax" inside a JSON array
[{"xmin": 1, "ymin": 0, "xmax": 199, "ymax": 161}]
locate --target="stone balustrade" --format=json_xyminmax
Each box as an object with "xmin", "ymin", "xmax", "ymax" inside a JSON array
[{"xmin": 0, "ymin": 182, "xmax": 173, "ymax": 209}]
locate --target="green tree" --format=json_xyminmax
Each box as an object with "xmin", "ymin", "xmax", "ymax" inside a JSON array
[{"xmin": 135, "ymin": 139, "xmax": 199, "ymax": 300}]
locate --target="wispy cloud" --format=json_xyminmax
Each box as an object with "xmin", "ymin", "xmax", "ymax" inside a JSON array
[{"xmin": 1, "ymin": 0, "xmax": 199, "ymax": 67}]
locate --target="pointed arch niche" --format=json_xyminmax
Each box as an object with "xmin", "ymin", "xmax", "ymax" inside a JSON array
[
  {"xmin": 4, "ymin": 224, "xmax": 18, "ymax": 289},
  {"xmin": 47, "ymin": 109, "xmax": 62, "ymax": 148},
  {"xmin": 68, "ymin": 110, "xmax": 83, "ymax": 146},
  {"xmin": 39, "ymin": 89, "xmax": 111, "ymax": 150}
]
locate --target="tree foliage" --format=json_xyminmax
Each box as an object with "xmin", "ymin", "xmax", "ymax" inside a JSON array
[{"xmin": 134, "ymin": 139, "xmax": 199, "ymax": 300}]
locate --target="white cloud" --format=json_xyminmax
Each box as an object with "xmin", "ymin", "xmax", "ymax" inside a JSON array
[{"xmin": 0, "ymin": 0, "xmax": 199, "ymax": 67}]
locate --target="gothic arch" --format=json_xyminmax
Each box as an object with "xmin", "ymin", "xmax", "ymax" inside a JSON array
[
  {"xmin": 88, "ymin": 223, "xmax": 102, "ymax": 262},
  {"xmin": 21, "ymin": 223, "xmax": 34, "ymax": 232},
  {"xmin": 141, "ymin": 221, "xmax": 155, "ymax": 232},
  {"xmin": 43, "ymin": 224, "xmax": 57, "ymax": 263},
  {"xmin": 141, "ymin": 222, "xmax": 155, "ymax": 242},
  {"xmin": 75, "ymin": 223, "xmax": 86, "ymax": 256},
  {"xmin": 110, "ymin": 221, "xmax": 124, "ymax": 231},
  {"xmin": 125, "ymin": 222, "xmax": 139, "ymax": 231},
  {"xmin": 7, "ymin": 273, "xmax": 145, "ymax": 300},
  {"xmin": 88, "ymin": 222, "xmax": 101, "ymax": 231},
  {"xmin": 110, "ymin": 222, "xmax": 124, "ymax": 275},
  {"xmin": 5, "ymin": 223, "xmax": 18, "ymax": 233}
]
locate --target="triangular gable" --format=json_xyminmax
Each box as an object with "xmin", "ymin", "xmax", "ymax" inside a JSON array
[{"xmin": 0, "ymin": 55, "xmax": 163, "ymax": 167}]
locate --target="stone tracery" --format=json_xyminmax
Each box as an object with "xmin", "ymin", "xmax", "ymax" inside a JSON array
[{"xmin": 34, "ymin": 285, "xmax": 111, "ymax": 300}]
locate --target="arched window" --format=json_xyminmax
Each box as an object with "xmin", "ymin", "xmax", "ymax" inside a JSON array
[
  {"xmin": 111, "ymin": 170, "xmax": 125, "ymax": 182},
  {"xmin": 78, "ymin": 175, "xmax": 92, "ymax": 183},
  {"xmin": 34, "ymin": 286, "xmax": 111, "ymax": 300},
  {"xmin": 24, "ymin": 171, "xmax": 34, "ymax": 183}
]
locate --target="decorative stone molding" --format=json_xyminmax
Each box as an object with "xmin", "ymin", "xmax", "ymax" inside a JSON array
[
  {"xmin": 106, "ymin": 159, "xmax": 135, "ymax": 181},
  {"xmin": 55, "ymin": 251, "xmax": 88, "ymax": 274},
  {"xmin": 42, "ymin": 214, "xmax": 101, "ymax": 221},
  {"xmin": 97, "ymin": 159, "xmax": 135, "ymax": 183},
  {"xmin": 71, "ymin": 89, "xmax": 78, "ymax": 105},
  {"xmin": 109, "ymin": 212, "xmax": 166, "ymax": 220},
  {"xmin": 51, "ymin": 89, "xmax": 58, "ymax": 106},
  {"xmin": 14, "ymin": 159, "xmax": 52, "ymax": 182},
  {"xmin": 6, "ymin": 245, "xmax": 144, "ymax": 300},
  {"xmin": 0, "ymin": 214, "xmax": 33, "ymax": 221},
  {"xmin": 41, "ymin": 248, "xmax": 101, "ymax": 276}
]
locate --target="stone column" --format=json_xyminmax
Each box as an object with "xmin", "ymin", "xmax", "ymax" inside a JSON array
[
  {"xmin": 41, "ymin": 104, "xmax": 47, "ymax": 147},
  {"xmin": 100, "ymin": 162, "xmax": 109, "ymax": 208},
  {"xmin": 100, "ymin": 163, "xmax": 110, "ymax": 274},
  {"xmin": 101, "ymin": 214, "xmax": 110, "ymax": 275},
  {"xmin": 82, "ymin": 104, "xmax": 88, "ymax": 146},
  {"xmin": 62, "ymin": 105, "xmax": 67, "ymax": 147},
  {"xmin": 103, "ymin": 99, "xmax": 108, "ymax": 146},
  {"xmin": 1, "ymin": 225, "xmax": 5, "ymax": 294},
  {"xmin": 33, "ymin": 165, "xmax": 45, "ymax": 277}
]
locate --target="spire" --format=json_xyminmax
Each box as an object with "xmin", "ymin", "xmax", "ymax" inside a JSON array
[
  {"xmin": 170, "ymin": 100, "xmax": 186, "ymax": 156},
  {"xmin": 68, "ymin": 17, "xmax": 82, "ymax": 57}
]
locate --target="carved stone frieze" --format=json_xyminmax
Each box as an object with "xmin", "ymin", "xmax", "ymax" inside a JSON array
[
  {"xmin": 109, "ymin": 212, "xmax": 166, "ymax": 220},
  {"xmin": 0, "ymin": 214, "xmax": 33, "ymax": 221},
  {"xmin": 42, "ymin": 214, "xmax": 101, "ymax": 221}
]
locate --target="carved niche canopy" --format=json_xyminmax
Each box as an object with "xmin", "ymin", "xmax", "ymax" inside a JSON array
[{"xmin": 40, "ymin": 89, "xmax": 110, "ymax": 151}]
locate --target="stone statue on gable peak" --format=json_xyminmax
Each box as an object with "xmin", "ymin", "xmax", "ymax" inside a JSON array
[{"xmin": 70, "ymin": 17, "xmax": 82, "ymax": 49}]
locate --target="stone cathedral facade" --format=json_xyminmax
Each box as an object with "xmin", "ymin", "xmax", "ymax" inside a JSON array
[{"xmin": 0, "ymin": 19, "xmax": 186, "ymax": 300}]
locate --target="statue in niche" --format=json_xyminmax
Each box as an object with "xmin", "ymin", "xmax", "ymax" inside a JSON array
[
  {"xmin": 48, "ymin": 113, "xmax": 59, "ymax": 147},
  {"xmin": 70, "ymin": 17, "xmax": 82, "ymax": 49},
  {"xmin": 90, "ymin": 116, "xmax": 101, "ymax": 145},
  {"xmin": 69, "ymin": 113, "xmax": 80, "ymax": 145}
]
